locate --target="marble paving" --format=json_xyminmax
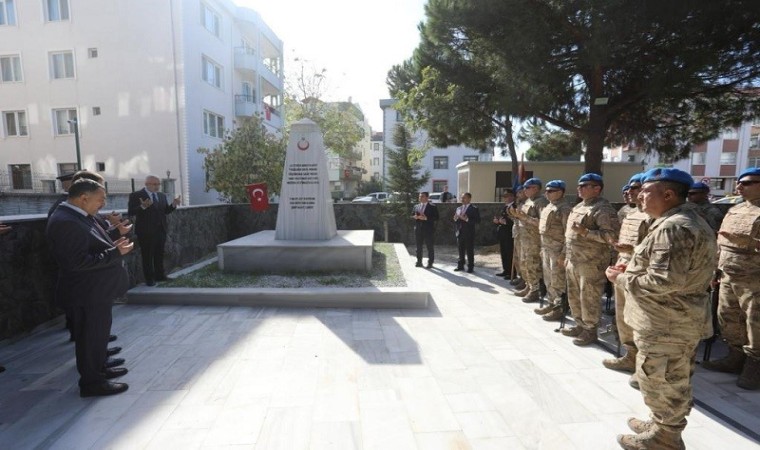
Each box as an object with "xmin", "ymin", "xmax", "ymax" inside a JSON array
[{"xmin": 0, "ymin": 251, "xmax": 758, "ymax": 449}]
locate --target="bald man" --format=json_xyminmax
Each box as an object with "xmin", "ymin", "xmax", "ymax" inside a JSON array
[{"xmin": 128, "ymin": 176, "xmax": 180, "ymax": 286}]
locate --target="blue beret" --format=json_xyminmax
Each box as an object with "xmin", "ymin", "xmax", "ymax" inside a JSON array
[
  {"xmin": 515, "ymin": 184, "xmax": 524, "ymax": 192},
  {"xmin": 523, "ymin": 177, "xmax": 542, "ymax": 187},
  {"xmin": 578, "ymin": 173, "xmax": 603, "ymax": 184},
  {"xmin": 641, "ymin": 168, "xmax": 693, "ymax": 187},
  {"xmin": 689, "ymin": 182, "xmax": 710, "ymax": 192},
  {"xmin": 621, "ymin": 184, "xmax": 630, "ymax": 193},
  {"xmin": 628, "ymin": 173, "xmax": 644, "ymax": 185},
  {"xmin": 738, "ymin": 167, "xmax": 760, "ymax": 179},
  {"xmin": 546, "ymin": 180, "xmax": 566, "ymax": 190}
]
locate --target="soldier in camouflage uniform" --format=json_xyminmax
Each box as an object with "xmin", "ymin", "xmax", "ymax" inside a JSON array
[
  {"xmin": 534, "ymin": 180, "xmax": 573, "ymax": 321},
  {"xmin": 604, "ymin": 174, "xmax": 650, "ymax": 373},
  {"xmin": 510, "ymin": 178, "xmax": 549, "ymax": 303},
  {"xmin": 562, "ymin": 173, "xmax": 620, "ymax": 346},
  {"xmin": 702, "ymin": 168, "xmax": 760, "ymax": 390},
  {"xmin": 607, "ymin": 168, "xmax": 717, "ymax": 450},
  {"xmin": 687, "ymin": 181, "xmax": 724, "ymax": 232},
  {"xmin": 509, "ymin": 186, "xmax": 526, "ymax": 288},
  {"xmin": 618, "ymin": 183, "xmax": 637, "ymax": 222}
]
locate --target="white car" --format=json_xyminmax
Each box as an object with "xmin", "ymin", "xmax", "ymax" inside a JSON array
[
  {"xmin": 352, "ymin": 195, "xmax": 378, "ymax": 203},
  {"xmin": 428, "ymin": 192, "xmax": 443, "ymax": 203}
]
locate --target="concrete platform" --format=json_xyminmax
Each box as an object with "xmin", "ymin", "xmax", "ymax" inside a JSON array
[
  {"xmin": 127, "ymin": 243, "xmax": 429, "ymax": 309},
  {"xmin": 217, "ymin": 230, "xmax": 374, "ymax": 273}
]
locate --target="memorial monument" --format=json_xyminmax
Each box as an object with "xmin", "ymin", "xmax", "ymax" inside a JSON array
[{"xmin": 217, "ymin": 119, "xmax": 374, "ymax": 272}]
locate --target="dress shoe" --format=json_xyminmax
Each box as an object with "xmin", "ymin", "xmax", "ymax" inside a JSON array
[
  {"xmin": 495, "ymin": 271, "xmax": 506, "ymax": 277},
  {"xmin": 107, "ymin": 346, "xmax": 122, "ymax": 356},
  {"xmin": 415, "ymin": 261, "xmax": 423, "ymax": 267},
  {"xmin": 454, "ymin": 267, "xmax": 464, "ymax": 272},
  {"xmin": 109, "ymin": 335, "xmax": 118, "ymax": 342},
  {"xmin": 102, "ymin": 367, "xmax": 128, "ymax": 379},
  {"xmin": 466, "ymin": 267, "xmax": 474, "ymax": 273},
  {"xmin": 80, "ymin": 381, "xmax": 129, "ymax": 398},
  {"xmin": 426, "ymin": 263, "xmax": 433, "ymax": 269},
  {"xmin": 103, "ymin": 357, "xmax": 125, "ymax": 369}
]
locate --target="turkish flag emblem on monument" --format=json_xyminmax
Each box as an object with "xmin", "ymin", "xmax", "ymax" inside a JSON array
[{"xmin": 246, "ymin": 183, "xmax": 269, "ymax": 212}]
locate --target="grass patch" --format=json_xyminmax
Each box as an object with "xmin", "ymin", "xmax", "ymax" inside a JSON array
[{"xmin": 161, "ymin": 243, "xmax": 406, "ymax": 288}]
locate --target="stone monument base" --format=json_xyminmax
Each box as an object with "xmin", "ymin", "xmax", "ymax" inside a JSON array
[{"xmin": 218, "ymin": 230, "xmax": 374, "ymax": 273}]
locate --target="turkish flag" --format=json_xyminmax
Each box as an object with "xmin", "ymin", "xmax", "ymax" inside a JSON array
[{"xmin": 245, "ymin": 183, "xmax": 269, "ymax": 212}]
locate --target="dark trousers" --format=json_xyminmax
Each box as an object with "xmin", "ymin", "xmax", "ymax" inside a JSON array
[
  {"xmin": 70, "ymin": 302, "xmax": 112, "ymax": 387},
  {"xmin": 457, "ymin": 235, "xmax": 475, "ymax": 269},
  {"xmin": 138, "ymin": 232, "xmax": 166, "ymax": 283},
  {"xmin": 498, "ymin": 234, "xmax": 513, "ymax": 272},
  {"xmin": 415, "ymin": 227, "xmax": 435, "ymax": 264}
]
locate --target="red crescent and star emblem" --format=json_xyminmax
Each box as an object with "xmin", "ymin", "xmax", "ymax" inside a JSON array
[{"xmin": 297, "ymin": 137, "xmax": 310, "ymax": 151}]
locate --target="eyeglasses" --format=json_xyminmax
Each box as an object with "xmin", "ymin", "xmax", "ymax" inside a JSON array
[{"xmin": 738, "ymin": 180, "xmax": 760, "ymax": 186}]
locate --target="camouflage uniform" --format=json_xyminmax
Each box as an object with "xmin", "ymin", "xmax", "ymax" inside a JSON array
[
  {"xmin": 539, "ymin": 197, "xmax": 572, "ymax": 307},
  {"xmin": 716, "ymin": 199, "xmax": 760, "ymax": 359},
  {"xmin": 564, "ymin": 197, "xmax": 619, "ymax": 331},
  {"xmin": 512, "ymin": 199, "xmax": 524, "ymax": 278},
  {"xmin": 518, "ymin": 195, "xmax": 549, "ymax": 295},
  {"xmin": 617, "ymin": 204, "xmax": 637, "ymax": 223},
  {"xmin": 613, "ymin": 207, "xmax": 651, "ymax": 350},
  {"xmin": 615, "ymin": 203, "xmax": 716, "ymax": 433},
  {"xmin": 694, "ymin": 200, "xmax": 725, "ymax": 232}
]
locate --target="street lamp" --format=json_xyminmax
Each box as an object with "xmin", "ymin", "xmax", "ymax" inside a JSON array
[{"xmin": 67, "ymin": 119, "xmax": 82, "ymax": 170}]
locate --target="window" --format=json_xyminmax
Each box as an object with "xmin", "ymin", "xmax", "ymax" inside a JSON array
[
  {"xmin": 50, "ymin": 51, "xmax": 75, "ymax": 79},
  {"xmin": 373, "ymin": 142, "xmax": 380, "ymax": 151},
  {"xmin": 749, "ymin": 157, "xmax": 760, "ymax": 167},
  {"xmin": 709, "ymin": 178, "xmax": 725, "ymax": 190},
  {"xmin": 45, "ymin": 0, "xmax": 70, "ymax": 22},
  {"xmin": 750, "ymin": 133, "xmax": 760, "ymax": 149},
  {"xmin": 372, "ymin": 157, "xmax": 379, "ymax": 166},
  {"xmin": 720, "ymin": 152, "xmax": 737, "ymax": 165},
  {"xmin": 200, "ymin": 3, "xmax": 220, "ymax": 38},
  {"xmin": 395, "ymin": 111, "xmax": 402, "ymax": 122},
  {"xmin": 92, "ymin": 106, "xmax": 101, "ymax": 116},
  {"xmin": 433, "ymin": 180, "xmax": 447, "ymax": 192},
  {"xmin": 96, "ymin": 162, "xmax": 106, "ymax": 171},
  {"xmin": 462, "ymin": 155, "xmax": 478, "ymax": 162},
  {"xmin": 88, "ymin": 48, "xmax": 98, "ymax": 58},
  {"xmin": 373, "ymin": 172, "xmax": 380, "ymax": 180},
  {"xmin": 53, "ymin": 108, "xmax": 77, "ymax": 135},
  {"xmin": 691, "ymin": 152, "xmax": 706, "ymax": 165},
  {"xmin": 203, "ymin": 110, "xmax": 224, "ymax": 138},
  {"xmin": 0, "ymin": 55, "xmax": 22, "ymax": 82},
  {"xmin": 58, "ymin": 162, "xmax": 77, "ymax": 175},
  {"xmin": 3, "ymin": 111, "xmax": 27, "ymax": 137},
  {"xmin": 9, "ymin": 164, "xmax": 32, "ymax": 189},
  {"xmin": 433, "ymin": 156, "xmax": 449, "ymax": 169},
  {"xmin": 0, "ymin": 0, "xmax": 16, "ymax": 26},
  {"xmin": 202, "ymin": 56, "xmax": 222, "ymax": 88}
]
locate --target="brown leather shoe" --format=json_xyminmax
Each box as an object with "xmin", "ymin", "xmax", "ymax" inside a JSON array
[
  {"xmin": 560, "ymin": 325, "xmax": 582, "ymax": 337},
  {"xmin": 572, "ymin": 328, "xmax": 598, "ymax": 346}
]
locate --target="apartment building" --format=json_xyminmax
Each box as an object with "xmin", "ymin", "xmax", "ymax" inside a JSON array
[
  {"xmin": 363, "ymin": 131, "xmax": 384, "ymax": 183},
  {"xmin": 379, "ymin": 99, "xmax": 492, "ymax": 196},
  {"xmin": 0, "ymin": 0, "xmax": 283, "ymax": 204}
]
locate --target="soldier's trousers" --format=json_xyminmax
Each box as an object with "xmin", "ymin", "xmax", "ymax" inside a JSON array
[
  {"xmin": 541, "ymin": 244, "xmax": 565, "ymax": 306},
  {"xmin": 614, "ymin": 284, "xmax": 635, "ymax": 347},
  {"xmin": 566, "ymin": 260, "xmax": 606, "ymax": 330},
  {"xmin": 718, "ymin": 275, "xmax": 759, "ymax": 358},
  {"xmin": 634, "ymin": 332, "xmax": 700, "ymax": 432},
  {"xmin": 520, "ymin": 237, "xmax": 542, "ymax": 292},
  {"xmin": 513, "ymin": 230, "xmax": 522, "ymax": 276}
]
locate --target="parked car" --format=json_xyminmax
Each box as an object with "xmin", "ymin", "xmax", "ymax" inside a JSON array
[
  {"xmin": 352, "ymin": 192, "xmax": 390, "ymax": 203},
  {"xmin": 712, "ymin": 196, "xmax": 744, "ymax": 204},
  {"xmin": 428, "ymin": 192, "xmax": 443, "ymax": 203},
  {"xmin": 352, "ymin": 195, "xmax": 379, "ymax": 203}
]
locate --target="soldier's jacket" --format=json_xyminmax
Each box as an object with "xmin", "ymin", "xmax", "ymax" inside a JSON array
[
  {"xmin": 512, "ymin": 199, "xmax": 524, "ymax": 239},
  {"xmin": 694, "ymin": 201, "xmax": 725, "ymax": 232},
  {"xmin": 718, "ymin": 198, "xmax": 760, "ymax": 278},
  {"xmin": 518, "ymin": 195, "xmax": 549, "ymax": 243},
  {"xmin": 617, "ymin": 204, "xmax": 637, "ymax": 223},
  {"xmin": 616, "ymin": 207, "xmax": 651, "ymax": 265},
  {"xmin": 540, "ymin": 197, "xmax": 572, "ymax": 254},
  {"xmin": 617, "ymin": 203, "xmax": 717, "ymax": 340},
  {"xmin": 565, "ymin": 196, "xmax": 620, "ymax": 265}
]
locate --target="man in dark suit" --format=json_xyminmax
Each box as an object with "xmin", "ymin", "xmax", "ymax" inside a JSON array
[
  {"xmin": 493, "ymin": 190, "xmax": 515, "ymax": 278},
  {"xmin": 412, "ymin": 191, "xmax": 439, "ymax": 268},
  {"xmin": 128, "ymin": 175, "xmax": 180, "ymax": 286},
  {"xmin": 453, "ymin": 192, "xmax": 481, "ymax": 273},
  {"xmin": 46, "ymin": 179, "xmax": 134, "ymax": 397}
]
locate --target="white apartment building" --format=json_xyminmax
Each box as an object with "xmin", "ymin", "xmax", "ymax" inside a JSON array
[
  {"xmin": 379, "ymin": 99, "xmax": 492, "ymax": 196},
  {"xmin": 363, "ymin": 131, "xmax": 384, "ymax": 183},
  {"xmin": 0, "ymin": 0, "xmax": 283, "ymax": 204}
]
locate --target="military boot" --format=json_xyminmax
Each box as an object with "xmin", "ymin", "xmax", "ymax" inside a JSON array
[
  {"xmin": 628, "ymin": 373, "xmax": 640, "ymax": 390},
  {"xmin": 542, "ymin": 307, "xmax": 565, "ymax": 322},
  {"xmin": 509, "ymin": 276, "xmax": 522, "ymax": 286},
  {"xmin": 534, "ymin": 304, "xmax": 555, "ymax": 315},
  {"xmin": 702, "ymin": 345, "xmax": 746, "ymax": 374},
  {"xmin": 737, "ymin": 355, "xmax": 760, "ymax": 390},
  {"xmin": 572, "ymin": 327, "xmax": 598, "ymax": 346},
  {"xmin": 514, "ymin": 286, "xmax": 531, "ymax": 297},
  {"xmin": 561, "ymin": 325, "xmax": 582, "ymax": 337},
  {"xmin": 626, "ymin": 417, "xmax": 653, "ymax": 434},
  {"xmin": 603, "ymin": 345, "xmax": 637, "ymax": 373},
  {"xmin": 521, "ymin": 290, "xmax": 541, "ymax": 303},
  {"xmin": 617, "ymin": 425, "xmax": 685, "ymax": 450}
]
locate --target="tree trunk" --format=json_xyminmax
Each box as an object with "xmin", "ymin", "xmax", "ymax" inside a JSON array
[
  {"xmin": 584, "ymin": 104, "xmax": 606, "ymax": 175},
  {"xmin": 503, "ymin": 119, "xmax": 520, "ymax": 186}
]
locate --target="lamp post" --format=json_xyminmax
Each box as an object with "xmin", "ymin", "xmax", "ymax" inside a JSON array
[{"xmin": 67, "ymin": 119, "xmax": 82, "ymax": 170}]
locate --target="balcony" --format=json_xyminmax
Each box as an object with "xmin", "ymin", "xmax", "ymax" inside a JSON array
[
  {"xmin": 235, "ymin": 94, "xmax": 256, "ymax": 117},
  {"xmin": 233, "ymin": 47, "xmax": 257, "ymax": 73}
]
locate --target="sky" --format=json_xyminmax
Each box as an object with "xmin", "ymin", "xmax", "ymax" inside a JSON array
[{"xmin": 238, "ymin": 0, "xmax": 428, "ymax": 132}]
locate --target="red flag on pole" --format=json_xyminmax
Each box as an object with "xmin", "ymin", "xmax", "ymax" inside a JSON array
[{"xmin": 245, "ymin": 183, "xmax": 269, "ymax": 212}]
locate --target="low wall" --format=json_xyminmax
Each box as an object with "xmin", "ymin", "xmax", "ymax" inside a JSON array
[{"xmin": 0, "ymin": 202, "xmax": 732, "ymax": 341}]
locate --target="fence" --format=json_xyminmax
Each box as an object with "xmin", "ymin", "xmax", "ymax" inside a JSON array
[{"xmin": 0, "ymin": 170, "xmax": 138, "ymax": 194}]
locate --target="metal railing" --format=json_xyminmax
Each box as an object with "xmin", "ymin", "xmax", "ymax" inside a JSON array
[{"xmin": 0, "ymin": 170, "xmax": 137, "ymax": 194}]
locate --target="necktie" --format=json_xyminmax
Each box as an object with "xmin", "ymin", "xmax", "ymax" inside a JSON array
[{"xmin": 151, "ymin": 192, "xmax": 158, "ymax": 204}]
